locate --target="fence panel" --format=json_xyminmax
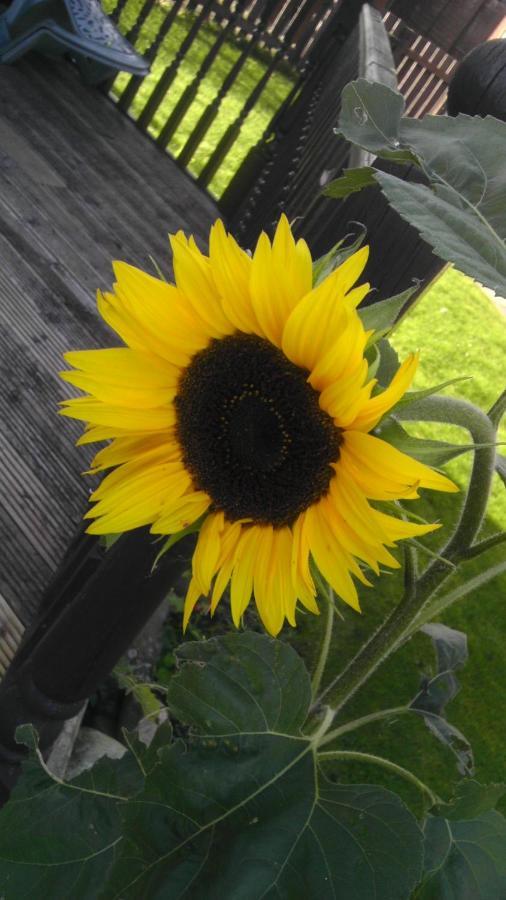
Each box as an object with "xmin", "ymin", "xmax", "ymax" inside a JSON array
[
  {"xmin": 390, "ymin": 0, "xmax": 505, "ymax": 59},
  {"xmin": 383, "ymin": 11, "xmax": 457, "ymax": 116},
  {"xmin": 104, "ymin": 0, "xmax": 349, "ymax": 199}
]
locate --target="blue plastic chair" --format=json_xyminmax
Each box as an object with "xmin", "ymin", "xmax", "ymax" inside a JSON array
[{"xmin": 0, "ymin": 0, "xmax": 149, "ymax": 83}]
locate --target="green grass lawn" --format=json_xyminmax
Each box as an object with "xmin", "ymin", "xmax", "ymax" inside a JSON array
[
  {"xmin": 292, "ymin": 268, "xmax": 506, "ymax": 813},
  {"xmin": 104, "ymin": 0, "xmax": 294, "ymax": 197}
]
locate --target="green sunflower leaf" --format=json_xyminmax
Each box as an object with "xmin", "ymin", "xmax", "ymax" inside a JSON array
[
  {"xmin": 101, "ymin": 532, "xmax": 122, "ymax": 550},
  {"xmin": 166, "ymin": 632, "xmax": 311, "ymax": 735},
  {"xmin": 376, "ymin": 418, "xmax": 499, "ymax": 467},
  {"xmin": 488, "ymin": 389, "xmax": 506, "ymax": 430},
  {"xmin": 365, "ymin": 341, "xmax": 380, "ymax": 379},
  {"xmin": 337, "ymin": 79, "xmax": 418, "ymax": 164},
  {"xmin": 334, "ymin": 79, "xmax": 506, "ymax": 296},
  {"xmin": 323, "ymin": 165, "xmax": 377, "ymax": 198},
  {"xmin": 114, "ymin": 660, "xmax": 166, "ymax": 719},
  {"xmin": 375, "ymin": 337, "xmax": 400, "ymax": 387},
  {"xmin": 104, "ymin": 632, "xmax": 423, "ymax": 899},
  {"xmin": 360, "ymin": 283, "xmax": 419, "ymax": 339},
  {"xmin": 410, "ymin": 624, "xmax": 473, "ymax": 776},
  {"xmin": 417, "ymin": 811, "xmax": 506, "ymax": 899},
  {"xmin": 431, "ymin": 780, "xmax": 506, "ymax": 821},
  {"xmin": 374, "ymin": 171, "xmax": 506, "ymax": 299},
  {"xmin": 394, "ymin": 376, "xmax": 472, "ymax": 409},
  {"xmin": 0, "ymin": 724, "xmax": 142, "ymax": 898},
  {"xmin": 312, "ymin": 226, "xmax": 366, "ymax": 286},
  {"xmin": 0, "ymin": 637, "xmax": 424, "ymax": 900}
]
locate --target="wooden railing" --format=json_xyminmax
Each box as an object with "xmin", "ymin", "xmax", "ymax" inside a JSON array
[{"xmin": 105, "ymin": 0, "xmax": 355, "ymax": 198}]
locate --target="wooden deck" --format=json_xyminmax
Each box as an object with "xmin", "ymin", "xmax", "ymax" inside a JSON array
[{"xmin": 0, "ymin": 54, "xmax": 219, "ymax": 672}]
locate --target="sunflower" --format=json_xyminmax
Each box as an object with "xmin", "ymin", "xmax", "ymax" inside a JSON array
[{"xmin": 60, "ymin": 216, "xmax": 457, "ymax": 636}]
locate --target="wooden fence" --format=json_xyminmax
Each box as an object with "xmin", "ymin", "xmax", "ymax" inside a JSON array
[
  {"xmin": 383, "ymin": 11, "xmax": 457, "ymax": 116},
  {"xmin": 390, "ymin": 0, "xmax": 506, "ymax": 59}
]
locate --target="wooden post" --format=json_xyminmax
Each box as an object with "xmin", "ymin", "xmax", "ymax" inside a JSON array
[
  {"xmin": 0, "ymin": 530, "xmax": 191, "ymax": 804},
  {"xmin": 447, "ymin": 39, "xmax": 506, "ymax": 119}
]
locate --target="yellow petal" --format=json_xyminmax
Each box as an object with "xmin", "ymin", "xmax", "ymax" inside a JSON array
[
  {"xmin": 282, "ymin": 252, "xmax": 369, "ymax": 374},
  {"xmin": 88, "ymin": 434, "xmax": 180, "ymax": 473},
  {"xmin": 169, "ymin": 231, "xmax": 234, "ymax": 337},
  {"xmin": 319, "ymin": 359, "xmax": 371, "ymax": 426},
  {"xmin": 151, "ymin": 491, "xmax": 211, "ymax": 534},
  {"xmin": 275, "ymin": 527, "xmax": 298, "ymax": 627},
  {"xmin": 61, "ymin": 348, "xmax": 178, "ymax": 408},
  {"xmin": 308, "ymin": 306, "xmax": 369, "ymax": 392},
  {"xmin": 291, "ymin": 513, "xmax": 319, "ymax": 613},
  {"xmin": 76, "ymin": 424, "xmax": 137, "ymax": 445},
  {"xmin": 271, "ymin": 214, "xmax": 312, "ymax": 303},
  {"xmin": 249, "ymin": 215, "xmax": 313, "ymax": 347},
  {"xmin": 183, "ymin": 577, "xmax": 202, "ymax": 632},
  {"xmin": 371, "ymin": 509, "xmax": 442, "ymax": 542},
  {"xmin": 349, "ymin": 353, "xmax": 419, "ymax": 433},
  {"xmin": 210, "ymin": 520, "xmax": 243, "ymax": 614},
  {"xmin": 208, "ymin": 220, "xmax": 258, "ymax": 334},
  {"xmin": 329, "ymin": 468, "xmax": 391, "ymax": 546},
  {"xmin": 323, "ymin": 494, "xmax": 398, "ymax": 575},
  {"xmin": 230, "ymin": 526, "xmax": 259, "ymax": 627},
  {"xmin": 90, "ymin": 443, "xmax": 179, "ymax": 498},
  {"xmin": 339, "ymin": 443, "xmax": 421, "ymax": 500},
  {"xmin": 344, "ymin": 431, "xmax": 459, "ymax": 494},
  {"xmin": 252, "ymin": 526, "xmax": 286, "ymax": 636},
  {"xmin": 110, "ymin": 263, "xmax": 210, "ymax": 364},
  {"xmin": 60, "ymin": 397, "xmax": 175, "ymax": 432},
  {"xmin": 192, "ymin": 512, "xmax": 225, "ymax": 595},
  {"xmin": 85, "ymin": 464, "xmax": 190, "ymax": 533},
  {"xmin": 87, "ymin": 462, "xmax": 189, "ymax": 516},
  {"xmin": 306, "ymin": 501, "xmax": 361, "ymax": 611}
]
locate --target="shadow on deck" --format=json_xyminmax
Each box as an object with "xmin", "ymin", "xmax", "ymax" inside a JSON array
[{"xmin": 0, "ymin": 53, "xmax": 219, "ymax": 666}]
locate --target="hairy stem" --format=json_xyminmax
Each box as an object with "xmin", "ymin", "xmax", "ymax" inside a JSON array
[
  {"xmin": 407, "ymin": 560, "xmax": 506, "ymax": 632},
  {"xmin": 318, "ymin": 750, "xmax": 440, "ymax": 806},
  {"xmin": 311, "ymin": 587, "xmax": 335, "ymax": 700},
  {"xmin": 319, "ymin": 705, "xmax": 409, "ymax": 747},
  {"xmin": 316, "ymin": 396, "xmax": 497, "ymax": 714},
  {"xmin": 461, "ymin": 531, "xmax": 506, "ymax": 560}
]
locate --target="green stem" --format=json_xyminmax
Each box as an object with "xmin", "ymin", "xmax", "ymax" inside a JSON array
[
  {"xmin": 316, "ymin": 396, "xmax": 497, "ymax": 713},
  {"xmin": 318, "ymin": 750, "xmax": 440, "ymax": 805},
  {"xmin": 319, "ymin": 705, "xmax": 409, "ymax": 747},
  {"xmin": 311, "ymin": 586, "xmax": 335, "ymax": 700},
  {"xmin": 488, "ymin": 388, "xmax": 506, "ymax": 429},
  {"xmin": 461, "ymin": 531, "xmax": 506, "ymax": 560},
  {"xmin": 406, "ymin": 560, "xmax": 506, "ymax": 634},
  {"xmin": 399, "ymin": 396, "xmax": 496, "ymax": 569}
]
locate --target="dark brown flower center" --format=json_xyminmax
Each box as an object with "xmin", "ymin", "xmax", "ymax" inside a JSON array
[{"xmin": 175, "ymin": 333, "xmax": 342, "ymax": 527}]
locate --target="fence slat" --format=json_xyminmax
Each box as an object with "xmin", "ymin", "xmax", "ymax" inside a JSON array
[
  {"xmin": 176, "ymin": 0, "xmax": 282, "ymax": 167},
  {"xmin": 137, "ymin": 0, "xmax": 217, "ymax": 131},
  {"xmin": 117, "ymin": 0, "xmax": 188, "ymax": 113}
]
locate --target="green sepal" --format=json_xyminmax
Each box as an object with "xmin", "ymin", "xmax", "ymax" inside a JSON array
[
  {"xmin": 312, "ymin": 227, "xmax": 366, "ymax": 286},
  {"xmin": 323, "ymin": 166, "xmax": 377, "ymax": 198},
  {"xmin": 360, "ymin": 283, "xmax": 419, "ymax": 341}
]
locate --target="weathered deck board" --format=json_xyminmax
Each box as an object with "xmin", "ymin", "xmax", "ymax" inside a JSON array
[{"xmin": 0, "ymin": 54, "xmax": 219, "ymax": 669}]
